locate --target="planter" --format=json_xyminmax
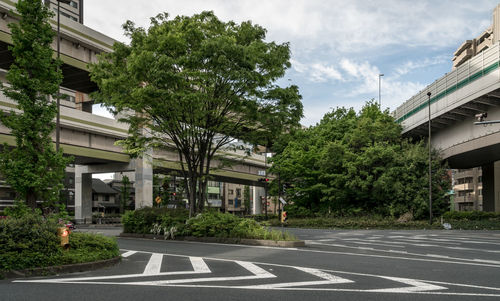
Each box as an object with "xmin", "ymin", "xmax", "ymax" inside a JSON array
[{"xmin": 119, "ymin": 233, "xmax": 305, "ymax": 248}]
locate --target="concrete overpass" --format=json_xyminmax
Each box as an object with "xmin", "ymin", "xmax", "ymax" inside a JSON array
[
  {"xmin": 394, "ymin": 42, "xmax": 500, "ymax": 212},
  {"xmin": 0, "ymin": 0, "xmax": 270, "ymax": 221}
]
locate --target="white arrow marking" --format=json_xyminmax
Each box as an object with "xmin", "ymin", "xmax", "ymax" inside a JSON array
[
  {"xmin": 121, "ymin": 251, "xmax": 137, "ymax": 258},
  {"xmin": 367, "ymin": 276, "xmax": 446, "ymax": 293},
  {"xmin": 14, "ymin": 256, "xmax": 211, "ymax": 283},
  {"xmin": 244, "ymin": 267, "xmax": 353, "ymax": 288},
  {"xmin": 143, "ymin": 253, "xmax": 163, "ymax": 275}
]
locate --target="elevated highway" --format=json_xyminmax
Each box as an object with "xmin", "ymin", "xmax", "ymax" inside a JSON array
[
  {"xmin": 394, "ymin": 43, "xmax": 500, "ymax": 212},
  {"xmin": 0, "ymin": 0, "xmax": 269, "ymax": 221}
]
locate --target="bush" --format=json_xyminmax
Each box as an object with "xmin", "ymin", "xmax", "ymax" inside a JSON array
[
  {"xmin": 442, "ymin": 211, "xmax": 500, "ymax": 221},
  {"xmin": 0, "ymin": 212, "xmax": 119, "ymax": 273},
  {"xmin": 122, "ymin": 207, "xmax": 189, "ymax": 234},
  {"xmin": 0, "ymin": 213, "xmax": 61, "ymax": 271},
  {"xmin": 60, "ymin": 233, "xmax": 119, "ymax": 264},
  {"xmin": 184, "ymin": 211, "xmax": 297, "ymax": 241}
]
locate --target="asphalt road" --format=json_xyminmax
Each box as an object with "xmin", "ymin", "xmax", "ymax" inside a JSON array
[{"xmin": 2, "ymin": 228, "xmax": 500, "ymax": 300}]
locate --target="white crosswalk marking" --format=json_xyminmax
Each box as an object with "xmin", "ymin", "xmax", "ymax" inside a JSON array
[
  {"xmin": 121, "ymin": 251, "xmax": 137, "ymax": 258},
  {"xmin": 143, "ymin": 253, "xmax": 163, "ymax": 275},
  {"xmin": 190, "ymin": 257, "xmax": 211, "ymax": 273}
]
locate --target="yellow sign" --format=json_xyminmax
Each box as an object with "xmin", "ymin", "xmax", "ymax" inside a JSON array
[{"xmin": 155, "ymin": 196, "xmax": 162, "ymax": 204}]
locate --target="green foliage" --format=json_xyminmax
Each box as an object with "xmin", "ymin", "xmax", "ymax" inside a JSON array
[
  {"xmin": 122, "ymin": 207, "xmax": 189, "ymax": 234},
  {"xmin": 442, "ymin": 211, "xmax": 500, "ymax": 221},
  {"xmin": 123, "ymin": 208, "xmax": 297, "ymax": 241},
  {"xmin": 185, "ymin": 211, "xmax": 297, "ymax": 240},
  {"xmin": 267, "ymin": 216, "xmax": 442, "ymax": 230},
  {"xmin": 271, "ymin": 101, "xmax": 451, "ymax": 220},
  {"xmin": 0, "ymin": 0, "xmax": 71, "ymax": 209},
  {"xmin": 0, "ymin": 212, "xmax": 119, "ymax": 273},
  {"xmin": 0, "ymin": 212, "xmax": 60, "ymax": 271},
  {"xmin": 90, "ymin": 11, "xmax": 302, "ymax": 215},
  {"xmin": 4, "ymin": 200, "xmax": 33, "ymax": 218},
  {"xmin": 60, "ymin": 233, "xmax": 119, "ymax": 264}
]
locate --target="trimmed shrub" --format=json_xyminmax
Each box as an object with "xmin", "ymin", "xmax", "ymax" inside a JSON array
[
  {"xmin": 442, "ymin": 211, "xmax": 500, "ymax": 221},
  {"xmin": 122, "ymin": 207, "xmax": 189, "ymax": 234},
  {"xmin": 0, "ymin": 213, "xmax": 61, "ymax": 271},
  {"xmin": 0, "ymin": 212, "xmax": 119, "ymax": 273}
]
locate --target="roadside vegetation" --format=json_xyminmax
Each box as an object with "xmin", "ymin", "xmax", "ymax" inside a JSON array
[
  {"xmin": 270, "ymin": 101, "xmax": 451, "ymax": 222},
  {"xmin": 0, "ymin": 203, "xmax": 119, "ymax": 276},
  {"xmin": 122, "ymin": 208, "xmax": 297, "ymax": 241}
]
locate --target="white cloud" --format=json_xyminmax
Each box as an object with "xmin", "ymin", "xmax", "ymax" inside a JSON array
[{"xmin": 394, "ymin": 55, "xmax": 449, "ymax": 77}]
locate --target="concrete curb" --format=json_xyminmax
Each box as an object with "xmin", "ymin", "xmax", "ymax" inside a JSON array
[
  {"xmin": 119, "ymin": 233, "xmax": 306, "ymax": 248},
  {"xmin": 1, "ymin": 256, "xmax": 121, "ymax": 279}
]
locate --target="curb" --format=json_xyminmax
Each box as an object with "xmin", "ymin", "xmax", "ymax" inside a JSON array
[
  {"xmin": 1, "ymin": 256, "xmax": 121, "ymax": 279},
  {"xmin": 119, "ymin": 233, "xmax": 306, "ymax": 248}
]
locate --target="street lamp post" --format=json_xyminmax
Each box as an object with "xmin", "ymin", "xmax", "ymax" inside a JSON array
[
  {"xmin": 56, "ymin": 0, "xmax": 71, "ymax": 151},
  {"xmin": 378, "ymin": 74, "xmax": 384, "ymax": 107},
  {"xmin": 427, "ymin": 91, "xmax": 432, "ymax": 225}
]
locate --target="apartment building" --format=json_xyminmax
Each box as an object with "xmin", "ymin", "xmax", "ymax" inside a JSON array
[
  {"xmin": 452, "ymin": 4, "xmax": 500, "ymax": 69},
  {"xmin": 44, "ymin": 0, "xmax": 83, "ymax": 24},
  {"xmin": 452, "ymin": 168, "xmax": 483, "ymax": 211}
]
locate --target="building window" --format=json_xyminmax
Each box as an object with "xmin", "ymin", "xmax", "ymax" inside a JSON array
[
  {"xmin": 236, "ymin": 188, "xmax": 241, "ymax": 197},
  {"xmin": 228, "ymin": 199, "xmax": 233, "ymax": 205},
  {"xmin": 70, "ymin": 1, "xmax": 78, "ymax": 8},
  {"xmin": 228, "ymin": 189, "xmax": 233, "ymax": 195},
  {"xmin": 478, "ymin": 176, "xmax": 482, "ymax": 183},
  {"xmin": 478, "ymin": 189, "xmax": 482, "ymax": 196}
]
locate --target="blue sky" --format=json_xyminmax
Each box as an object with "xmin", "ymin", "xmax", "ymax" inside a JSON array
[{"xmin": 86, "ymin": 0, "xmax": 499, "ymax": 126}]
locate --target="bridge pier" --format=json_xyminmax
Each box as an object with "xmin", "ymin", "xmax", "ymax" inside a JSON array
[
  {"xmin": 74, "ymin": 165, "xmax": 93, "ymax": 224},
  {"xmin": 482, "ymin": 161, "xmax": 500, "ymax": 212},
  {"xmin": 74, "ymin": 159, "xmax": 154, "ymax": 223}
]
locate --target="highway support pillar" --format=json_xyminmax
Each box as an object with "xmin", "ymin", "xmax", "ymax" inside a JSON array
[
  {"xmin": 482, "ymin": 161, "xmax": 500, "ymax": 212},
  {"xmin": 75, "ymin": 165, "xmax": 93, "ymax": 224},
  {"xmin": 134, "ymin": 154, "xmax": 153, "ymax": 209}
]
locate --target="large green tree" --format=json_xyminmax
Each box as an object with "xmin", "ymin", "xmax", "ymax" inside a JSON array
[
  {"xmin": 90, "ymin": 11, "xmax": 302, "ymax": 216},
  {"xmin": 271, "ymin": 101, "xmax": 450, "ymax": 219},
  {"xmin": 0, "ymin": 0, "xmax": 70, "ymax": 209}
]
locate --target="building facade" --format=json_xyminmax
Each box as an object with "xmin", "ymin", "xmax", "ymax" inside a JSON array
[
  {"xmin": 44, "ymin": 0, "xmax": 83, "ymax": 24},
  {"xmin": 452, "ymin": 168, "xmax": 483, "ymax": 211}
]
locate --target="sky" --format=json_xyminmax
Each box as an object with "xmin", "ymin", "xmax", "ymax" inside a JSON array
[{"xmin": 85, "ymin": 0, "xmax": 500, "ymax": 127}]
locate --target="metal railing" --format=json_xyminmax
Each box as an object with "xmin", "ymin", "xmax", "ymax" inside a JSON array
[{"xmin": 394, "ymin": 43, "xmax": 500, "ymax": 125}]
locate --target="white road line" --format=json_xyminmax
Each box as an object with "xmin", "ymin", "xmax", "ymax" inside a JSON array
[
  {"xmin": 307, "ymin": 241, "xmax": 500, "ymax": 266},
  {"xmin": 367, "ymin": 276, "xmax": 446, "ymax": 293},
  {"xmin": 236, "ymin": 261, "xmax": 274, "ymax": 277},
  {"xmin": 143, "ymin": 253, "xmax": 163, "ymax": 275},
  {"xmin": 121, "ymin": 251, "xmax": 137, "ymax": 258},
  {"xmin": 121, "ymin": 261, "xmax": 276, "ymax": 286},
  {"xmin": 190, "ymin": 257, "xmax": 210, "ymax": 273}
]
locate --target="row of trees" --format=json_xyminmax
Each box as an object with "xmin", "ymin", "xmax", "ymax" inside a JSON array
[
  {"xmin": 0, "ymin": 2, "xmax": 450, "ymax": 221},
  {"xmin": 270, "ymin": 102, "xmax": 451, "ymax": 219}
]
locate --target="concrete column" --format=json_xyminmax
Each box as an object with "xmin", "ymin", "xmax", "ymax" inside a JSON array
[
  {"xmin": 252, "ymin": 186, "xmax": 263, "ymax": 215},
  {"xmin": 482, "ymin": 161, "xmax": 500, "ymax": 212},
  {"xmin": 75, "ymin": 165, "xmax": 92, "ymax": 224},
  {"xmin": 134, "ymin": 154, "xmax": 153, "ymax": 209}
]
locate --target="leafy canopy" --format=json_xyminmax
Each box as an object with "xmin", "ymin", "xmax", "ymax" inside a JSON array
[
  {"xmin": 90, "ymin": 11, "xmax": 303, "ymax": 214},
  {"xmin": 0, "ymin": 0, "xmax": 71, "ymax": 209},
  {"xmin": 271, "ymin": 101, "xmax": 450, "ymax": 219}
]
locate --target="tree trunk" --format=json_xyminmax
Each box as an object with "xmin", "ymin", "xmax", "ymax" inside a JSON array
[{"xmin": 26, "ymin": 190, "xmax": 37, "ymax": 209}]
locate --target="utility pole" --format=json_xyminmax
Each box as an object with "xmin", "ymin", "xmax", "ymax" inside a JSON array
[{"xmin": 427, "ymin": 91, "xmax": 433, "ymax": 225}]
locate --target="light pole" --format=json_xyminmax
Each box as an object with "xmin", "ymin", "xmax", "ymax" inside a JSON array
[
  {"xmin": 427, "ymin": 91, "xmax": 432, "ymax": 225},
  {"xmin": 378, "ymin": 73, "xmax": 384, "ymax": 107},
  {"xmin": 56, "ymin": 0, "xmax": 71, "ymax": 151}
]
